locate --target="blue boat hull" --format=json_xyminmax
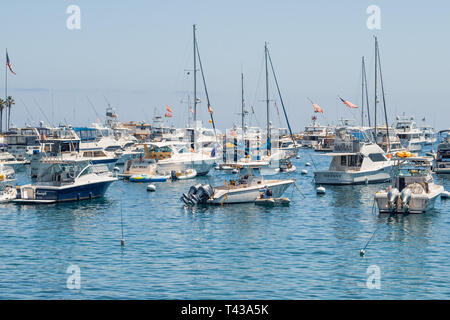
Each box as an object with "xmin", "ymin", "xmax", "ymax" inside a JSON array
[{"xmin": 18, "ymin": 180, "xmax": 115, "ymax": 203}]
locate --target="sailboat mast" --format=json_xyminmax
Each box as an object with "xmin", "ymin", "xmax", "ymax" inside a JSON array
[
  {"xmin": 241, "ymin": 72, "xmax": 245, "ymax": 143},
  {"xmin": 363, "ymin": 56, "xmax": 371, "ymax": 127},
  {"xmin": 361, "ymin": 56, "xmax": 364, "ymax": 126},
  {"xmin": 193, "ymin": 24, "xmax": 197, "ymax": 123},
  {"xmin": 265, "ymin": 42, "xmax": 270, "ymax": 156},
  {"xmin": 374, "ymin": 36, "xmax": 378, "ymax": 138},
  {"xmin": 377, "ymin": 39, "xmax": 391, "ymax": 152}
]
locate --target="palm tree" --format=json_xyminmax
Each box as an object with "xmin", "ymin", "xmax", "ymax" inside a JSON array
[
  {"xmin": 0, "ymin": 98, "xmax": 5, "ymax": 133},
  {"xmin": 6, "ymin": 96, "xmax": 15, "ymax": 131}
]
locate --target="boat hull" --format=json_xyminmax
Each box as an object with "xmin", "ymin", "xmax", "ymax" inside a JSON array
[
  {"xmin": 14, "ymin": 180, "xmax": 115, "ymax": 204},
  {"xmin": 208, "ymin": 180, "xmax": 294, "ymax": 204},
  {"xmin": 375, "ymin": 187, "xmax": 443, "ymax": 214},
  {"xmin": 314, "ymin": 166, "xmax": 392, "ymax": 185}
]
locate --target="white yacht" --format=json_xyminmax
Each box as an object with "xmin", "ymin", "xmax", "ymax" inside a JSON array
[
  {"xmin": 372, "ymin": 125, "xmax": 405, "ymax": 155},
  {"xmin": 314, "ymin": 126, "xmax": 393, "ymax": 184},
  {"xmin": 181, "ymin": 165, "xmax": 294, "ymax": 205},
  {"xmin": 375, "ymin": 155, "xmax": 443, "ymax": 213},
  {"xmin": 394, "ymin": 115, "xmax": 425, "ymax": 151},
  {"xmin": 297, "ymin": 117, "xmax": 334, "ymax": 149},
  {"xmin": 0, "ymin": 162, "xmax": 15, "ymax": 181},
  {"xmin": 420, "ymin": 124, "xmax": 437, "ymax": 146},
  {"xmin": 144, "ymin": 141, "xmax": 215, "ymax": 176},
  {"xmin": 14, "ymin": 162, "xmax": 117, "ymax": 204},
  {"xmin": 433, "ymin": 129, "xmax": 450, "ymax": 174},
  {"xmin": 0, "ymin": 150, "xmax": 29, "ymax": 171}
]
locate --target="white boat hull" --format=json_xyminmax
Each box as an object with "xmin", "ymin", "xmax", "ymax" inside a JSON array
[
  {"xmin": 208, "ymin": 179, "xmax": 294, "ymax": 204},
  {"xmin": 314, "ymin": 166, "xmax": 392, "ymax": 185}
]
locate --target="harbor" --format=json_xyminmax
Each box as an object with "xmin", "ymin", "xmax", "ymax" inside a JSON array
[{"xmin": 1, "ymin": 2, "xmax": 450, "ymax": 301}]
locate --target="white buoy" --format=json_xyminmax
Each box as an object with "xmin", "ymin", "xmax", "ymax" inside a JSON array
[
  {"xmin": 301, "ymin": 169, "xmax": 308, "ymax": 175},
  {"xmin": 214, "ymin": 165, "xmax": 220, "ymax": 170},
  {"xmin": 441, "ymin": 191, "xmax": 450, "ymax": 199},
  {"xmin": 296, "ymin": 155, "xmax": 300, "ymax": 159},
  {"xmin": 147, "ymin": 184, "xmax": 156, "ymax": 192},
  {"xmin": 232, "ymin": 168, "xmax": 239, "ymax": 174},
  {"xmin": 316, "ymin": 186, "xmax": 326, "ymax": 194},
  {"xmin": 305, "ymin": 162, "xmax": 311, "ymax": 167},
  {"xmin": 114, "ymin": 166, "xmax": 120, "ymax": 172}
]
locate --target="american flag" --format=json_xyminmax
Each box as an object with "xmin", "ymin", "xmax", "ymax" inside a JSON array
[
  {"xmin": 6, "ymin": 51, "xmax": 16, "ymax": 75},
  {"xmin": 208, "ymin": 105, "xmax": 213, "ymax": 114}
]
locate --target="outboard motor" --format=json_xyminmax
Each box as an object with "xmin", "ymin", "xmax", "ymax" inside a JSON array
[
  {"xmin": 400, "ymin": 188, "xmax": 412, "ymax": 212},
  {"xmin": 387, "ymin": 188, "xmax": 399, "ymax": 211},
  {"xmin": 181, "ymin": 184, "xmax": 214, "ymax": 205}
]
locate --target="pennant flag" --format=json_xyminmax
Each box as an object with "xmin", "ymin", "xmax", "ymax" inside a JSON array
[
  {"xmin": 166, "ymin": 105, "xmax": 173, "ymax": 113},
  {"xmin": 210, "ymin": 143, "xmax": 217, "ymax": 157},
  {"xmin": 339, "ymin": 97, "xmax": 358, "ymax": 109},
  {"xmin": 312, "ymin": 103, "xmax": 323, "ymax": 113},
  {"xmin": 6, "ymin": 51, "xmax": 16, "ymax": 75},
  {"xmin": 164, "ymin": 112, "xmax": 172, "ymax": 118},
  {"xmin": 208, "ymin": 105, "xmax": 213, "ymax": 115}
]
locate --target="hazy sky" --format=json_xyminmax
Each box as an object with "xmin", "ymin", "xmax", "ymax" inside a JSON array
[{"xmin": 2, "ymin": 0, "xmax": 450, "ymax": 131}]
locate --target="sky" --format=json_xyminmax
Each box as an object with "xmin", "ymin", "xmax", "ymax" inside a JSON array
[{"xmin": 1, "ymin": 0, "xmax": 449, "ymax": 131}]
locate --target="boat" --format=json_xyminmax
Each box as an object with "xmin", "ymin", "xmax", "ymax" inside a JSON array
[
  {"xmin": 0, "ymin": 162, "xmax": 15, "ymax": 181},
  {"xmin": 0, "ymin": 150, "xmax": 29, "ymax": 171},
  {"xmin": 375, "ymin": 155, "xmax": 443, "ymax": 213},
  {"xmin": 279, "ymin": 159, "xmax": 296, "ymax": 173},
  {"xmin": 0, "ymin": 185, "xmax": 17, "ymax": 202},
  {"xmin": 129, "ymin": 174, "xmax": 169, "ymax": 183},
  {"xmin": 296, "ymin": 116, "xmax": 334, "ymax": 150},
  {"xmin": 314, "ymin": 126, "xmax": 393, "ymax": 185},
  {"xmin": 433, "ymin": 129, "xmax": 450, "ymax": 174},
  {"xmin": 394, "ymin": 114, "xmax": 426, "ymax": 151},
  {"xmin": 420, "ymin": 120, "xmax": 437, "ymax": 146},
  {"xmin": 181, "ymin": 165, "xmax": 295, "ymax": 205},
  {"xmin": 255, "ymin": 197, "xmax": 290, "ymax": 206},
  {"xmin": 171, "ymin": 169, "xmax": 197, "ymax": 180},
  {"xmin": 14, "ymin": 162, "xmax": 117, "ymax": 204}
]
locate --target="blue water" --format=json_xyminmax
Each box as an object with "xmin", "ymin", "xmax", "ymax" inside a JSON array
[{"xmin": 0, "ymin": 149, "xmax": 449, "ymax": 299}]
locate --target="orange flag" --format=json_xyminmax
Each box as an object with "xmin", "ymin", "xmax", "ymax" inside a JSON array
[
  {"xmin": 166, "ymin": 105, "xmax": 173, "ymax": 113},
  {"xmin": 312, "ymin": 103, "xmax": 323, "ymax": 114},
  {"xmin": 339, "ymin": 97, "xmax": 358, "ymax": 109},
  {"xmin": 208, "ymin": 105, "xmax": 213, "ymax": 114}
]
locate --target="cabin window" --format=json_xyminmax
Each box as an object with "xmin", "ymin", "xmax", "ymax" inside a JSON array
[
  {"xmin": 340, "ymin": 156, "xmax": 347, "ymax": 166},
  {"xmin": 368, "ymin": 153, "xmax": 386, "ymax": 162},
  {"xmin": 348, "ymin": 155, "xmax": 362, "ymax": 167}
]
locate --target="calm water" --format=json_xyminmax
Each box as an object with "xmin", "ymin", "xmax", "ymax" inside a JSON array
[{"xmin": 0, "ymin": 149, "xmax": 449, "ymax": 299}]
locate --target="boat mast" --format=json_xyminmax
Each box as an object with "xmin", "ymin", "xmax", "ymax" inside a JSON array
[
  {"xmin": 377, "ymin": 38, "xmax": 391, "ymax": 152},
  {"xmin": 193, "ymin": 24, "xmax": 197, "ymax": 123},
  {"xmin": 361, "ymin": 57, "xmax": 364, "ymax": 126},
  {"xmin": 265, "ymin": 42, "xmax": 270, "ymax": 156},
  {"xmin": 374, "ymin": 36, "xmax": 378, "ymax": 138},
  {"xmin": 241, "ymin": 72, "xmax": 245, "ymax": 143},
  {"xmin": 362, "ymin": 56, "xmax": 371, "ymax": 127}
]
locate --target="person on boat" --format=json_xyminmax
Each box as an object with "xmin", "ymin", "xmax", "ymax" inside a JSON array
[{"xmin": 261, "ymin": 186, "xmax": 272, "ymax": 199}]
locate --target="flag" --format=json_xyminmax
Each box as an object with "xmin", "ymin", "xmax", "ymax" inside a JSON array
[
  {"xmin": 208, "ymin": 105, "xmax": 213, "ymax": 114},
  {"xmin": 339, "ymin": 97, "xmax": 358, "ymax": 109},
  {"xmin": 166, "ymin": 105, "xmax": 173, "ymax": 113},
  {"xmin": 190, "ymin": 108, "xmax": 194, "ymax": 113},
  {"xmin": 165, "ymin": 112, "xmax": 172, "ymax": 117},
  {"xmin": 210, "ymin": 143, "xmax": 217, "ymax": 157},
  {"xmin": 312, "ymin": 103, "xmax": 323, "ymax": 114},
  {"xmin": 6, "ymin": 51, "xmax": 16, "ymax": 75}
]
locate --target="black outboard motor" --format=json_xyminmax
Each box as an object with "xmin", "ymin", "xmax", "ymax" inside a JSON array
[{"xmin": 181, "ymin": 184, "xmax": 214, "ymax": 205}]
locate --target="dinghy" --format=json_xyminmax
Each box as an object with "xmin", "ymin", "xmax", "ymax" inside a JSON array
[
  {"xmin": 255, "ymin": 197, "xmax": 290, "ymax": 206},
  {"xmin": 171, "ymin": 169, "xmax": 197, "ymax": 180},
  {"xmin": 0, "ymin": 185, "xmax": 17, "ymax": 202},
  {"xmin": 129, "ymin": 174, "xmax": 169, "ymax": 183}
]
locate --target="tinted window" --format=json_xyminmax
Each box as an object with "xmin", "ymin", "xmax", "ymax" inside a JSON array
[{"xmin": 369, "ymin": 153, "xmax": 386, "ymax": 162}]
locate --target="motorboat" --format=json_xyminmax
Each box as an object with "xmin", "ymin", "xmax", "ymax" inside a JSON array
[
  {"xmin": 0, "ymin": 150, "xmax": 29, "ymax": 171},
  {"xmin": 375, "ymin": 155, "xmax": 443, "ymax": 213},
  {"xmin": 314, "ymin": 126, "xmax": 393, "ymax": 185},
  {"xmin": 394, "ymin": 114, "xmax": 426, "ymax": 151},
  {"xmin": 129, "ymin": 174, "xmax": 169, "ymax": 183},
  {"xmin": 171, "ymin": 169, "xmax": 197, "ymax": 180},
  {"xmin": 181, "ymin": 165, "xmax": 294, "ymax": 205},
  {"xmin": 433, "ymin": 129, "xmax": 450, "ymax": 174},
  {"xmin": 0, "ymin": 162, "xmax": 15, "ymax": 181},
  {"xmin": 0, "ymin": 185, "xmax": 17, "ymax": 202},
  {"xmin": 14, "ymin": 162, "xmax": 117, "ymax": 203}
]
